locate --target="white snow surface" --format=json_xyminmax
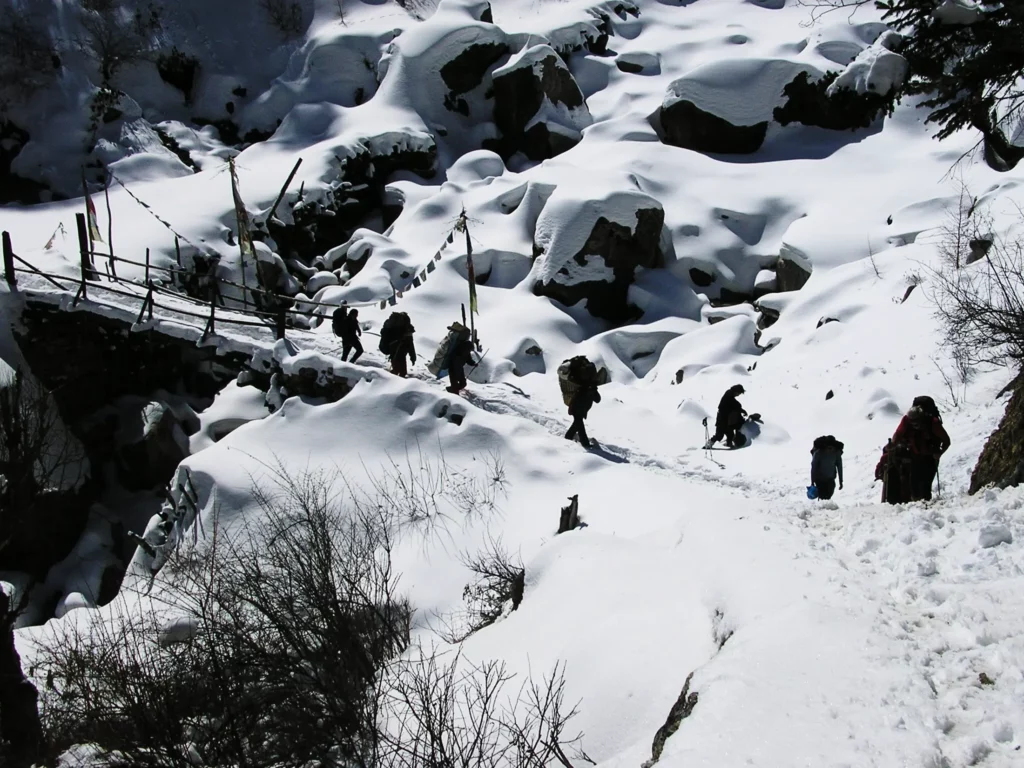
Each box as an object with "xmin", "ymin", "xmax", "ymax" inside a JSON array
[{"xmin": 6, "ymin": 0, "xmax": 1024, "ymax": 766}]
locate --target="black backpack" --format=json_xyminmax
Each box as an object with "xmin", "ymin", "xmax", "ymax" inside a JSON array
[
  {"xmin": 379, "ymin": 312, "xmax": 411, "ymax": 354},
  {"xmin": 812, "ymin": 435, "xmax": 844, "ymax": 454},
  {"xmin": 332, "ymin": 307, "xmax": 348, "ymax": 337},
  {"xmin": 566, "ymin": 355, "xmax": 597, "ymax": 385},
  {"xmin": 912, "ymin": 396, "xmax": 942, "ymax": 423}
]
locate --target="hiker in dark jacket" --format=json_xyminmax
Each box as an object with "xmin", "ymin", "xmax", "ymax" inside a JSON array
[
  {"xmin": 389, "ymin": 328, "xmax": 416, "ymax": 378},
  {"xmin": 889, "ymin": 397, "xmax": 950, "ymax": 502},
  {"xmin": 565, "ymin": 383, "xmax": 601, "ymax": 449},
  {"xmin": 339, "ymin": 308, "xmax": 363, "ymax": 363},
  {"xmin": 446, "ymin": 336, "xmax": 475, "ymax": 394},
  {"xmin": 810, "ymin": 435, "xmax": 844, "ymax": 500},
  {"xmin": 706, "ymin": 385, "xmax": 747, "ymax": 448}
]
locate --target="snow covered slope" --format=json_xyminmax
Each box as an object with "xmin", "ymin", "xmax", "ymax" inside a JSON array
[{"xmin": 6, "ymin": 0, "xmax": 1024, "ymax": 766}]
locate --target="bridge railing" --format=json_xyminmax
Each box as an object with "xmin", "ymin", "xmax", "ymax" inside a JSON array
[{"xmin": 2, "ymin": 215, "xmax": 357, "ymax": 345}]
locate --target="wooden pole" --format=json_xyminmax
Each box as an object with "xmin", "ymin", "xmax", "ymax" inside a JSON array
[
  {"xmin": 75, "ymin": 213, "xmax": 95, "ymax": 280},
  {"xmin": 266, "ymin": 157, "xmax": 303, "ymax": 224},
  {"xmin": 2, "ymin": 232, "xmax": 15, "ymax": 289},
  {"xmin": 145, "ymin": 248, "xmax": 151, "ymax": 284},
  {"xmin": 104, "ymin": 171, "xmax": 115, "ymax": 277},
  {"xmin": 462, "ymin": 212, "xmax": 477, "ymax": 348},
  {"xmin": 174, "ymin": 236, "xmax": 181, "ymax": 267},
  {"xmin": 229, "ymin": 157, "xmax": 249, "ymax": 312}
]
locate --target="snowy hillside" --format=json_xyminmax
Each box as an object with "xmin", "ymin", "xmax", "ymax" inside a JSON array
[{"xmin": 4, "ymin": 0, "xmax": 1024, "ymax": 766}]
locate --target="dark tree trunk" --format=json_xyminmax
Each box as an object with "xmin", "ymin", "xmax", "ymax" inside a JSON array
[{"xmin": 0, "ymin": 590, "xmax": 43, "ymax": 768}]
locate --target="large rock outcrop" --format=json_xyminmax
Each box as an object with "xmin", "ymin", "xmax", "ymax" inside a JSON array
[
  {"xmin": 489, "ymin": 44, "xmax": 592, "ymax": 161},
  {"xmin": 655, "ymin": 59, "xmax": 819, "ymax": 155},
  {"xmin": 970, "ymin": 372, "xmax": 1024, "ymax": 493},
  {"xmin": 531, "ymin": 182, "xmax": 665, "ymax": 323}
]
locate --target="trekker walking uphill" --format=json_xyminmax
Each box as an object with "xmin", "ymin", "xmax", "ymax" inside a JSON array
[
  {"xmin": 810, "ymin": 435, "xmax": 844, "ymax": 500},
  {"xmin": 334, "ymin": 307, "xmax": 363, "ymax": 363},
  {"xmin": 706, "ymin": 385, "xmax": 747, "ymax": 449},
  {"xmin": 379, "ymin": 312, "xmax": 416, "ymax": 377},
  {"xmin": 558, "ymin": 356, "xmax": 603, "ymax": 449},
  {"xmin": 875, "ymin": 396, "xmax": 951, "ymax": 504},
  {"xmin": 446, "ymin": 334, "xmax": 475, "ymax": 395}
]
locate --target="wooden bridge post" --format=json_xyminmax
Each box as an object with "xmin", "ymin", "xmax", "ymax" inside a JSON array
[
  {"xmin": 2, "ymin": 232, "xmax": 15, "ymax": 290},
  {"xmin": 275, "ymin": 307, "xmax": 287, "ymax": 341},
  {"xmin": 75, "ymin": 213, "xmax": 97, "ymax": 280}
]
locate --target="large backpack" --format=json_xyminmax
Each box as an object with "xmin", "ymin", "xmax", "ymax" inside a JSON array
[
  {"xmin": 332, "ymin": 307, "xmax": 348, "ymax": 337},
  {"xmin": 428, "ymin": 322, "xmax": 470, "ymax": 376},
  {"xmin": 557, "ymin": 356, "xmax": 598, "ymax": 407},
  {"xmin": 379, "ymin": 312, "xmax": 411, "ymax": 354},
  {"xmin": 912, "ymin": 395, "xmax": 942, "ymax": 423},
  {"xmin": 812, "ymin": 435, "xmax": 844, "ymax": 454}
]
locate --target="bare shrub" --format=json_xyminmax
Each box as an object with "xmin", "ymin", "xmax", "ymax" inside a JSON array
[
  {"xmin": 931, "ymin": 196, "xmax": 1024, "ymax": 370},
  {"xmin": 439, "ymin": 536, "xmax": 525, "ymax": 643},
  {"xmin": 71, "ymin": 0, "xmax": 163, "ymax": 84},
  {"xmin": 40, "ymin": 464, "xmax": 410, "ymax": 767},
  {"xmin": 380, "ymin": 651, "xmax": 592, "ymax": 768},
  {"xmin": 0, "ymin": 1, "xmax": 58, "ymax": 113},
  {"xmin": 259, "ymin": 0, "xmax": 307, "ymax": 39}
]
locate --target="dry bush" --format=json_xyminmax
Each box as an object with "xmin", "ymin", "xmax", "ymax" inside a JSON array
[
  {"xmin": 438, "ymin": 536, "xmax": 525, "ymax": 644},
  {"xmin": 931, "ymin": 192, "xmax": 1024, "ymax": 372},
  {"xmin": 259, "ymin": 0, "xmax": 307, "ymax": 38},
  {"xmin": 71, "ymin": 0, "xmax": 163, "ymax": 84},
  {"xmin": 0, "ymin": 0, "xmax": 58, "ymax": 113}
]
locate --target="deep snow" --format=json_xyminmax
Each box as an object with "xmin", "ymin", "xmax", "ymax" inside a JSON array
[{"xmin": 4, "ymin": 0, "xmax": 1024, "ymax": 766}]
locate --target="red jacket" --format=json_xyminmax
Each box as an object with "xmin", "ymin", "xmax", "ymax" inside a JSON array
[{"xmin": 892, "ymin": 414, "xmax": 950, "ymax": 457}]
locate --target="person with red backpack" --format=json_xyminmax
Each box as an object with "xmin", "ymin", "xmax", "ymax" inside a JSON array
[{"xmin": 886, "ymin": 396, "xmax": 951, "ymax": 502}]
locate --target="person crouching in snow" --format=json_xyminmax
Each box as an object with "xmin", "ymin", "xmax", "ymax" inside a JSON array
[
  {"xmin": 565, "ymin": 381, "xmax": 601, "ymax": 449},
  {"xmin": 446, "ymin": 336, "xmax": 476, "ymax": 394},
  {"xmin": 810, "ymin": 435, "xmax": 844, "ymax": 500},
  {"xmin": 706, "ymin": 385, "xmax": 747, "ymax": 448}
]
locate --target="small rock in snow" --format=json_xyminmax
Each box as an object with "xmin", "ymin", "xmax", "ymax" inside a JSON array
[{"xmin": 978, "ymin": 524, "xmax": 1012, "ymax": 548}]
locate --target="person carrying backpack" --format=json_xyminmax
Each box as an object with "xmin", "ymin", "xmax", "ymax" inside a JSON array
[
  {"xmin": 446, "ymin": 335, "xmax": 475, "ymax": 394},
  {"xmin": 810, "ymin": 435, "xmax": 844, "ymax": 500},
  {"xmin": 706, "ymin": 385, "xmax": 747, "ymax": 449},
  {"xmin": 338, "ymin": 308, "xmax": 363, "ymax": 363},
  {"xmin": 565, "ymin": 381, "xmax": 601, "ymax": 449},
  {"xmin": 889, "ymin": 396, "xmax": 950, "ymax": 501}
]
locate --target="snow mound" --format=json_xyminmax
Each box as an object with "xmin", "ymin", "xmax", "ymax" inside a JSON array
[{"xmin": 827, "ymin": 31, "xmax": 907, "ymax": 97}]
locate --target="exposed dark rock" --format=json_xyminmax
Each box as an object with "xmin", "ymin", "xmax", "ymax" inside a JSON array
[
  {"xmin": 656, "ymin": 99, "xmax": 768, "ymax": 155},
  {"xmin": 154, "ymin": 126, "xmax": 198, "ymax": 171},
  {"xmin": 533, "ymin": 207, "xmax": 665, "ymax": 324},
  {"xmin": 642, "ymin": 672, "xmax": 699, "ymax": 768},
  {"xmin": 689, "ymin": 267, "xmax": 715, "ymax": 287},
  {"xmin": 773, "ymin": 71, "xmax": 898, "ymax": 131},
  {"xmin": 714, "ymin": 287, "xmax": 753, "ymax": 307},
  {"xmin": 982, "ymin": 126, "xmax": 1024, "ymax": 172},
  {"xmin": 757, "ymin": 303, "xmax": 780, "ymax": 329},
  {"xmin": 776, "ymin": 254, "xmax": 812, "ymax": 291},
  {"xmin": 115, "ymin": 402, "xmax": 190, "ymax": 492},
  {"xmin": 267, "ymin": 140, "xmax": 436, "ymax": 263},
  {"xmin": 0, "ymin": 589, "xmax": 43, "ymax": 768},
  {"xmin": 970, "ymin": 371, "xmax": 1024, "ymax": 493},
  {"xmin": 617, "ymin": 59, "xmax": 644, "ymax": 74},
  {"xmin": 440, "ymin": 41, "xmax": 509, "ymax": 95},
  {"xmin": 491, "ymin": 48, "xmax": 588, "ymax": 161},
  {"xmin": 0, "ymin": 121, "xmax": 58, "ymax": 205},
  {"xmin": 191, "ymin": 117, "xmax": 275, "ymax": 148},
  {"xmin": 817, "ymin": 316, "xmax": 839, "ymax": 328},
  {"xmin": 826, "ymin": 389, "xmax": 834, "ymax": 400},
  {"xmin": 156, "ymin": 48, "xmax": 200, "ymax": 104},
  {"xmin": 968, "ymin": 238, "xmax": 993, "ymax": 264}
]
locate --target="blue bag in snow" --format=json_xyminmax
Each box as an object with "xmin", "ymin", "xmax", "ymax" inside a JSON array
[{"xmin": 806, "ymin": 485, "xmax": 818, "ymax": 500}]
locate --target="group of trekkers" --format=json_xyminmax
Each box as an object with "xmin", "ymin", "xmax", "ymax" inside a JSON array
[
  {"xmin": 332, "ymin": 307, "xmax": 952, "ymax": 505},
  {"xmin": 331, "ymin": 307, "xmax": 476, "ymax": 395},
  {"xmin": 703, "ymin": 384, "xmax": 951, "ymax": 504}
]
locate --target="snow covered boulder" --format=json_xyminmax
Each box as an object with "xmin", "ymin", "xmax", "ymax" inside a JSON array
[
  {"xmin": 970, "ymin": 371, "xmax": 1024, "ymax": 493},
  {"xmin": 531, "ymin": 181, "xmax": 665, "ymax": 323},
  {"xmin": 656, "ymin": 59, "xmax": 819, "ymax": 154},
  {"xmin": 774, "ymin": 33, "xmax": 905, "ymax": 131},
  {"xmin": 490, "ymin": 44, "xmax": 592, "ymax": 161},
  {"xmin": 775, "ymin": 244, "xmax": 812, "ymax": 291}
]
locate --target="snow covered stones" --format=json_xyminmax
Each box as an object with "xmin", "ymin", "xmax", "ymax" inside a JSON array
[
  {"xmin": 655, "ymin": 59, "xmax": 819, "ymax": 155},
  {"xmin": 490, "ymin": 44, "xmax": 592, "ymax": 161},
  {"xmin": 531, "ymin": 181, "xmax": 664, "ymax": 322}
]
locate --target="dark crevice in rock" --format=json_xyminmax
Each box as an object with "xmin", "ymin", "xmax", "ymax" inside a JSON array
[
  {"xmin": 154, "ymin": 126, "xmax": 199, "ymax": 171},
  {"xmin": 191, "ymin": 117, "xmax": 276, "ymax": 148},
  {"xmin": 156, "ymin": 47, "xmax": 200, "ymax": 105},
  {"xmin": 0, "ymin": 121, "xmax": 60, "ymax": 205},
  {"xmin": 773, "ymin": 71, "xmax": 897, "ymax": 131},
  {"xmin": 642, "ymin": 672, "xmax": 699, "ymax": 768},
  {"xmin": 440, "ymin": 41, "xmax": 509, "ymax": 95}
]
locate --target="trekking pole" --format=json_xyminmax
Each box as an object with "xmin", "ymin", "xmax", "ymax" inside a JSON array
[{"xmin": 936, "ymin": 465, "xmax": 941, "ymax": 499}]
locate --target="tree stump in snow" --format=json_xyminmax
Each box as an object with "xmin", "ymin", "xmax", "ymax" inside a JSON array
[{"xmin": 557, "ymin": 494, "xmax": 580, "ymax": 534}]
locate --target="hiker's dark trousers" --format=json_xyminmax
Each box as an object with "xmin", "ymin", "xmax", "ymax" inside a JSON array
[
  {"xmin": 813, "ymin": 477, "xmax": 836, "ymax": 500},
  {"xmin": 565, "ymin": 416, "xmax": 590, "ymax": 448},
  {"xmin": 910, "ymin": 456, "xmax": 938, "ymax": 501},
  {"xmin": 448, "ymin": 364, "xmax": 466, "ymax": 392},
  {"xmin": 710, "ymin": 427, "xmax": 740, "ymax": 448},
  {"xmin": 342, "ymin": 336, "xmax": 363, "ymax": 363}
]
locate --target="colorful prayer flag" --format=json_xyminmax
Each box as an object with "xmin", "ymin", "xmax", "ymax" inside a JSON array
[
  {"xmin": 229, "ymin": 158, "xmax": 254, "ymax": 257},
  {"xmin": 83, "ymin": 173, "xmax": 103, "ymax": 244}
]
